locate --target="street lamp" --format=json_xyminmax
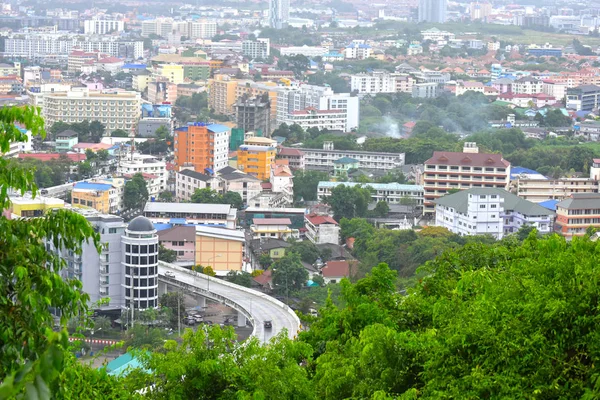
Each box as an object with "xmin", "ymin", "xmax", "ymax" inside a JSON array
[{"xmin": 206, "ymin": 254, "xmax": 222, "ymax": 291}]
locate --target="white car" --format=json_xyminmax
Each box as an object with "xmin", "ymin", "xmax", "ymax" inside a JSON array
[{"xmin": 165, "ymin": 271, "xmax": 175, "ymax": 278}]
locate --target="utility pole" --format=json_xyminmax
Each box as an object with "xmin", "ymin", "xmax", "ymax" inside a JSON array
[{"xmin": 177, "ymin": 291, "xmax": 181, "ymax": 336}]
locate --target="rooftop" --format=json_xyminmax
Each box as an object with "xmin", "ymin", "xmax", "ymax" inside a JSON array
[
  {"xmin": 144, "ymin": 202, "xmax": 233, "ymax": 215},
  {"xmin": 425, "ymin": 151, "xmax": 510, "ymax": 168},
  {"xmin": 18, "ymin": 153, "xmax": 86, "ymax": 162},
  {"xmin": 73, "ymin": 182, "xmax": 113, "ymax": 192},
  {"xmin": 195, "ymin": 225, "xmax": 245, "ymax": 242},
  {"xmin": 333, "ymin": 156, "xmax": 359, "ymax": 164},
  {"xmin": 178, "ymin": 168, "xmax": 214, "ymax": 182},
  {"xmin": 157, "ymin": 225, "xmax": 196, "ymax": 241},
  {"xmin": 556, "ymin": 193, "xmax": 600, "ymax": 210},
  {"xmin": 434, "ymin": 188, "xmax": 554, "ymax": 216},
  {"xmin": 305, "ymin": 214, "xmax": 338, "ymax": 225},
  {"xmin": 317, "ymin": 181, "xmax": 424, "ymax": 192},
  {"xmin": 252, "ymin": 218, "xmax": 292, "ymax": 225}
]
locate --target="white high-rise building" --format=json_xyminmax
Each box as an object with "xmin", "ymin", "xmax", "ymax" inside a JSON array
[
  {"xmin": 41, "ymin": 87, "xmax": 141, "ymax": 134},
  {"xmin": 84, "ymin": 19, "xmax": 125, "ymax": 34},
  {"xmin": 418, "ymin": 0, "xmax": 447, "ymax": 23},
  {"xmin": 2, "ymin": 33, "xmax": 143, "ymax": 60},
  {"xmin": 242, "ymin": 38, "xmax": 270, "ymax": 59},
  {"xmin": 274, "ymin": 85, "xmax": 359, "ymax": 132},
  {"xmin": 122, "ymin": 216, "xmax": 159, "ymax": 311},
  {"xmin": 141, "ymin": 19, "xmax": 217, "ymax": 39},
  {"xmin": 54, "ymin": 209, "xmax": 128, "ymax": 309},
  {"xmin": 269, "ymin": 0, "xmax": 290, "ymax": 29}
]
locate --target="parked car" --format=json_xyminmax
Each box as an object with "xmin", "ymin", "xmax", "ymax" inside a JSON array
[
  {"xmin": 165, "ymin": 271, "xmax": 175, "ymax": 278},
  {"xmin": 264, "ymin": 320, "xmax": 272, "ymax": 329},
  {"xmin": 184, "ymin": 317, "xmax": 196, "ymax": 325}
]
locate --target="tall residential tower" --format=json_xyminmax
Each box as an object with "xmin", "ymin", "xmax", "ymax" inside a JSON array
[
  {"xmin": 418, "ymin": 0, "xmax": 447, "ymax": 23},
  {"xmin": 269, "ymin": 0, "xmax": 290, "ymax": 29}
]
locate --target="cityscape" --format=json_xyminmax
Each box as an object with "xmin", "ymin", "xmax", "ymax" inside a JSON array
[{"xmin": 2, "ymin": 0, "xmax": 600, "ymax": 397}]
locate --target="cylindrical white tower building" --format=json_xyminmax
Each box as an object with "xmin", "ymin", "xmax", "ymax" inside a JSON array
[{"xmin": 122, "ymin": 216, "xmax": 159, "ymax": 311}]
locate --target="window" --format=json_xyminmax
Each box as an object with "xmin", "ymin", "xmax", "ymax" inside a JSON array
[
  {"xmin": 480, "ymin": 205, "xmax": 486, "ymax": 209},
  {"xmin": 140, "ymin": 256, "xmax": 148, "ymax": 265},
  {"xmin": 141, "ymin": 245, "xmax": 147, "ymax": 253},
  {"xmin": 126, "ymin": 255, "xmax": 131, "ymax": 264},
  {"xmin": 109, "ymin": 228, "xmax": 117, "ymax": 234},
  {"xmin": 126, "ymin": 244, "xmax": 131, "ymax": 252},
  {"xmin": 491, "ymin": 204, "xmax": 497, "ymax": 208},
  {"xmin": 132, "ymin": 245, "xmax": 139, "ymax": 253},
  {"xmin": 132, "ymin": 256, "xmax": 139, "ymax": 264}
]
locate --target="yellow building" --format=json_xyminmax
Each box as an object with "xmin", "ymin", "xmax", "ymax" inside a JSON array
[
  {"xmin": 71, "ymin": 182, "xmax": 113, "ymax": 214},
  {"xmin": 8, "ymin": 194, "xmax": 64, "ymax": 218},
  {"xmin": 208, "ymin": 74, "xmax": 239, "ymax": 116},
  {"xmin": 195, "ymin": 226, "xmax": 245, "ymax": 275},
  {"xmin": 154, "ymin": 63, "xmax": 185, "ymax": 84},
  {"xmin": 132, "ymin": 73, "xmax": 151, "ymax": 92},
  {"xmin": 237, "ymin": 144, "xmax": 276, "ymax": 180},
  {"xmin": 208, "ymin": 75, "xmax": 279, "ymax": 119}
]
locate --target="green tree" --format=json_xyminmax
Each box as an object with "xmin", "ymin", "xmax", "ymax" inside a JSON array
[
  {"xmin": 288, "ymin": 239, "xmax": 322, "ymax": 264},
  {"xmin": 324, "ymin": 184, "xmax": 372, "ymax": 221},
  {"xmin": 159, "ymin": 292, "xmax": 185, "ymax": 330},
  {"xmin": 78, "ymin": 161, "xmax": 93, "ymax": 179},
  {"xmin": 158, "ymin": 191, "xmax": 173, "ymax": 202},
  {"xmin": 191, "ymin": 187, "xmax": 220, "ymax": 203},
  {"xmin": 96, "ymin": 149, "xmax": 109, "ymax": 161},
  {"xmin": 292, "ymin": 170, "xmax": 330, "ymax": 203},
  {"xmin": 123, "ymin": 173, "xmax": 149, "ymax": 210},
  {"xmin": 225, "ymin": 271, "xmax": 253, "ymax": 287},
  {"xmin": 154, "ymin": 125, "xmax": 170, "ymax": 140},
  {"xmin": 222, "ymin": 191, "xmax": 243, "ymax": 209},
  {"xmin": 271, "ymin": 252, "xmax": 309, "ymax": 295},
  {"xmin": 259, "ymin": 253, "xmax": 273, "ymax": 268},
  {"xmin": 158, "ymin": 244, "xmax": 177, "ymax": 263},
  {"xmin": 124, "ymin": 325, "xmax": 315, "ymax": 398},
  {"xmin": 371, "ymin": 201, "xmax": 390, "ymax": 217},
  {"xmin": 111, "ymin": 129, "xmax": 129, "ymax": 137},
  {"xmin": 89, "ymin": 120, "xmax": 105, "ymax": 143},
  {"xmin": 0, "ymin": 105, "xmax": 101, "ymax": 396}
]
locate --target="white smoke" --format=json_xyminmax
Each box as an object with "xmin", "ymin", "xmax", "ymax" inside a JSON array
[{"xmin": 379, "ymin": 116, "xmax": 400, "ymax": 138}]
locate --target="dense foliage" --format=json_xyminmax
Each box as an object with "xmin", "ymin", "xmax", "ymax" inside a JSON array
[{"xmin": 191, "ymin": 187, "xmax": 244, "ymax": 209}]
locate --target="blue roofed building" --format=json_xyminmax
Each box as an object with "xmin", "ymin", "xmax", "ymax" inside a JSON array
[{"xmin": 104, "ymin": 352, "xmax": 148, "ymax": 377}]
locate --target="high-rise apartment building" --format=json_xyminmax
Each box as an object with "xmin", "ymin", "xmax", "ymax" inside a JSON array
[
  {"xmin": 83, "ymin": 18, "xmax": 125, "ymax": 34},
  {"xmin": 242, "ymin": 38, "xmax": 271, "ymax": 59},
  {"xmin": 41, "ymin": 87, "xmax": 141, "ymax": 134},
  {"xmin": 418, "ymin": 0, "xmax": 447, "ymax": 23},
  {"xmin": 470, "ymin": 2, "xmax": 492, "ymax": 21},
  {"xmin": 3, "ymin": 34, "xmax": 143, "ymax": 60},
  {"xmin": 274, "ymin": 85, "xmax": 359, "ymax": 132},
  {"xmin": 237, "ymin": 144, "xmax": 277, "ymax": 180},
  {"xmin": 269, "ymin": 0, "xmax": 290, "ymax": 29},
  {"xmin": 236, "ymin": 95, "xmax": 272, "ymax": 134},
  {"xmin": 141, "ymin": 19, "xmax": 217, "ymax": 39},
  {"xmin": 173, "ymin": 123, "xmax": 230, "ymax": 173},
  {"xmin": 52, "ymin": 208, "xmax": 127, "ymax": 309},
  {"xmin": 423, "ymin": 142, "xmax": 511, "ymax": 215},
  {"xmin": 122, "ymin": 216, "xmax": 159, "ymax": 311}
]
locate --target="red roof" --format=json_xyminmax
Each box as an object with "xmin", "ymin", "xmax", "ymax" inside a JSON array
[
  {"xmin": 321, "ymin": 260, "xmax": 357, "ymax": 278},
  {"xmin": 261, "ymin": 182, "xmax": 272, "ymax": 190},
  {"xmin": 166, "ymin": 162, "xmax": 176, "ymax": 171},
  {"xmin": 98, "ymin": 57, "xmax": 122, "ymax": 64},
  {"xmin": 18, "ymin": 153, "xmax": 86, "ymax": 162},
  {"xmin": 278, "ymin": 147, "xmax": 305, "ymax": 157},
  {"xmin": 253, "ymin": 269, "xmax": 272, "ymax": 286},
  {"xmin": 403, "ymin": 121, "xmax": 416, "ymax": 128},
  {"xmin": 425, "ymin": 151, "xmax": 510, "ymax": 168},
  {"xmin": 252, "ymin": 218, "xmax": 292, "ymax": 225},
  {"xmin": 305, "ymin": 214, "xmax": 338, "ymax": 226}
]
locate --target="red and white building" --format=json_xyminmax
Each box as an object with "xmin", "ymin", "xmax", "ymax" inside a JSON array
[
  {"xmin": 423, "ymin": 142, "xmax": 511, "ymax": 215},
  {"xmin": 304, "ymin": 213, "xmax": 340, "ymax": 244},
  {"xmin": 497, "ymin": 93, "xmax": 557, "ymax": 108}
]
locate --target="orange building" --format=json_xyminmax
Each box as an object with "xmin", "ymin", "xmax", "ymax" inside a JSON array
[
  {"xmin": 237, "ymin": 144, "xmax": 276, "ymax": 180},
  {"xmin": 174, "ymin": 123, "xmax": 230, "ymax": 172}
]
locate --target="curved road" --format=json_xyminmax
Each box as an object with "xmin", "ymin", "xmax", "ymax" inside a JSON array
[{"xmin": 158, "ymin": 262, "xmax": 300, "ymax": 343}]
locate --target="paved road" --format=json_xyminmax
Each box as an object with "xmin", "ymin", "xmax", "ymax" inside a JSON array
[{"xmin": 158, "ymin": 262, "xmax": 300, "ymax": 343}]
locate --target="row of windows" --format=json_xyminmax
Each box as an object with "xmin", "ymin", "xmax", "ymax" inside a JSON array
[
  {"xmin": 125, "ymin": 255, "xmax": 158, "ymax": 265},
  {"xmin": 125, "ymin": 266, "xmax": 157, "ymax": 276},
  {"xmin": 125, "ymin": 277, "xmax": 156, "ymax": 287},
  {"xmin": 125, "ymin": 299, "xmax": 156, "ymax": 309},
  {"xmin": 125, "ymin": 244, "xmax": 157, "ymax": 253}
]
